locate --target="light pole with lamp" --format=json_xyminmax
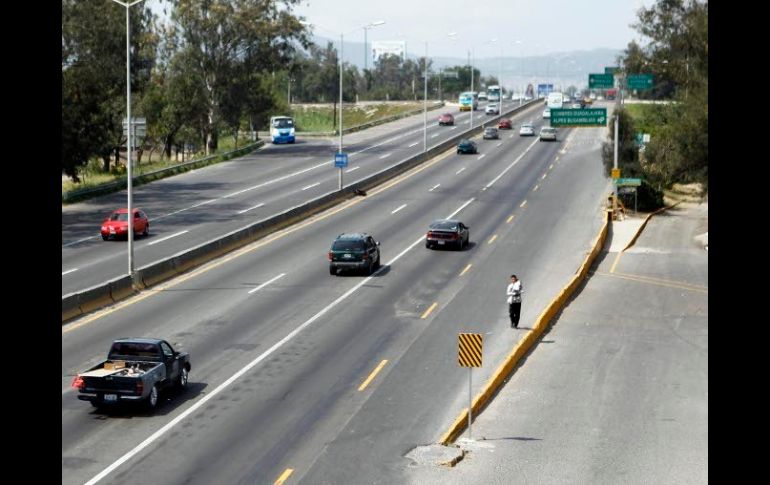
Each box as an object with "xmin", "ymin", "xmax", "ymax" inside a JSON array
[
  {"xmin": 363, "ymin": 21, "xmax": 386, "ymax": 73},
  {"xmin": 110, "ymin": 0, "xmax": 147, "ymax": 279},
  {"xmin": 302, "ymin": 20, "xmax": 386, "ymax": 190},
  {"xmin": 514, "ymin": 40, "xmax": 523, "ymax": 105}
]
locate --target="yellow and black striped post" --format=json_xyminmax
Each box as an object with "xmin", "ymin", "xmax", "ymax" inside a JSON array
[
  {"xmin": 458, "ymin": 333, "xmax": 483, "ymax": 367},
  {"xmin": 458, "ymin": 333, "xmax": 483, "ymax": 439}
]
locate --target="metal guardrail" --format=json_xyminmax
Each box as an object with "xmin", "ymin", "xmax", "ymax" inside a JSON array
[
  {"xmin": 62, "ymin": 99, "xmax": 540, "ymax": 323},
  {"xmin": 62, "ymin": 141, "xmax": 264, "ymax": 203}
]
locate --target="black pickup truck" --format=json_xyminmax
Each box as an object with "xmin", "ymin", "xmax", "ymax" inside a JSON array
[{"xmin": 72, "ymin": 338, "xmax": 191, "ymax": 410}]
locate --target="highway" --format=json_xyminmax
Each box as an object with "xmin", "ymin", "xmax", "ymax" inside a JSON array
[
  {"xmin": 62, "ymin": 102, "xmax": 611, "ymax": 485},
  {"xmin": 61, "ymin": 99, "xmax": 535, "ymax": 297}
]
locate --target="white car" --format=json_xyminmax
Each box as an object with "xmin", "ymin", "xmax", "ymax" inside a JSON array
[
  {"xmin": 485, "ymin": 103, "xmax": 500, "ymax": 115},
  {"xmin": 543, "ymin": 107, "xmax": 551, "ymax": 119},
  {"xmin": 478, "ymin": 91, "xmax": 488, "ymax": 100},
  {"xmin": 539, "ymin": 126, "xmax": 557, "ymax": 141},
  {"xmin": 519, "ymin": 123, "xmax": 535, "ymax": 136}
]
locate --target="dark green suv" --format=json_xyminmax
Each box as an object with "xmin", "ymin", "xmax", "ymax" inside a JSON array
[{"xmin": 328, "ymin": 233, "xmax": 381, "ymax": 275}]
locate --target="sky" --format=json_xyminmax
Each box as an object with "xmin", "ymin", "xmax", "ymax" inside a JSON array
[
  {"xmin": 148, "ymin": 0, "xmax": 655, "ymax": 59},
  {"xmin": 291, "ymin": 0, "xmax": 656, "ymax": 58}
]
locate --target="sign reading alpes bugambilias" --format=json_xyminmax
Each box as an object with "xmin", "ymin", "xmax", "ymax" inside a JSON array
[{"xmin": 550, "ymin": 108, "xmax": 607, "ymax": 127}]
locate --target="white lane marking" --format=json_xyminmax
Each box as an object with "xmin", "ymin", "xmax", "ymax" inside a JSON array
[
  {"xmin": 191, "ymin": 199, "xmax": 216, "ymax": 208},
  {"xmin": 534, "ymin": 184, "xmax": 540, "ymax": 191},
  {"xmin": 496, "ymin": 142, "xmax": 502, "ymax": 147},
  {"xmin": 301, "ymin": 182, "xmax": 321, "ymax": 191},
  {"xmin": 237, "ymin": 203, "xmax": 265, "ymax": 214},
  {"xmin": 408, "ymin": 142, "xmax": 419, "ymax": 148},
  {"xmin": 219, "ymin": 161, "xmax": 329, "ymax": 199},
  {"xmin": 477, "ymin": 154, "xmax": 486, "ymax": 160},
  {"xmin": 147, "ymin": 230, "xmax": 189, "ymax": 246},
  {"xmin": 541, "ymin": 173, "xmax": 547, "ymax": 180},
  {"xmin": 248, "ymin": 273, "xmax": 286, "ymax": 295},
  {"xmin": 431, "ymin": 134, "xmax": 439, "ymax": 138},
  {"xmin": 62, "ymin": 268, "xmax": 79, "ymax": 276},
  {"xmin": 484, "ymin": 138, "xmax": 540, "ymax": 189},
  {"xmin": 391, "ymin": 204, "xmax": 407, "ymax": 214},
  {"xmin": 345, "ymin": 166, "xmax": 360, "ymax": 173},
  {"xmin": 63, "ymin": 235, "xmax": 99, "ymax": 248},
  {"xmin": 379, "ymin": 153, "xmax": 392, "ymax": 159},
  {"xmin": 429, "ymin": 184, "xmax": 441, "ymax": 192},
  {"xmin": 456, "ymin": 167, "xmax": 466, "ymax": 175},
  {"xmin": 451, "ymin": 126, "xmax": 457, "ymax": 130},
  {"xmin": 81, "ymin": 196, "xmax": 475, "ymax": 485}
]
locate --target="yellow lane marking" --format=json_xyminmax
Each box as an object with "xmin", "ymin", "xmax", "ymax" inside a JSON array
[
  {"xmin": 421, "ymin": 302, "xmax": 438, "ymax": 319},
  {"xmin": 460, "ymin": 264, "xmax": 472, "ymax": 276},
  {"xmin": 506, "ymin": 215, "xmax": 515, "ymax": 223},
  {"xmin": 519, "ymin": 200, "xmax": 527, "ymax": 208},
  {"xmin": 358, "ymin": 360, "xmax": 389, "ymax": 391},
  {"xmin": 274, "ymin": 468, "xmax": 294, "ymax": 485},
  {"xmin": 488, "ymin": 234, "xmax": 498, "ymax": 244},
  {"xmin": 609, "ymin": 251, "xmax": 624, "ymax": 274},
  {"xmin": 594, "ymin": 271, "xmax": 708, "ymax": 293},
  {"xmin": 63, "ymin": 142, "xmax": 459, "ymax": 333}
]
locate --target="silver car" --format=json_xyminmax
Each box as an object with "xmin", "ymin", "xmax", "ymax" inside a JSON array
[
  {"xmin": 539, "ymin": 126, "xmax": 557, "ymax": 141},
  {"xmin": 483, "ymin": 127, "xmax": 499, "ymax": 139},
  {"xmin": 542, "ymin": 107, "xmax": 551, "ymax": 119},
  {"xmin": 519, "ymin": 123, "xmax": 535, "ymax": 136},
  {"xmin": 485, "ymin": 103, "xmax": 500, "ymax": 115}
]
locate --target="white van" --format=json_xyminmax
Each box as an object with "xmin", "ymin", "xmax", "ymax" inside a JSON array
[{"xmin": 270, "ymin": 116, "xmax": 295, "ymax": 144}]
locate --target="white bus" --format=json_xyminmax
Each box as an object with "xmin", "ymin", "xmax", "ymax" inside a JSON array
[
  {"xmin": 270, "ymin": 116, "xmax": 295, "ymax": 144},
  {"xmin": 487, "ymin": 85, "xmax": 501, "ymax": 102}
]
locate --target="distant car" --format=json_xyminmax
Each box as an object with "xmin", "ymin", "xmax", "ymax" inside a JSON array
[
  {"xmin": 543, "ymin": 107, "xmax": 551, "ymax": 118},
  {"xmin": 483, "ymin": 127, "xmax": 499, "ymax": 140},
  {"xmin": 457, "ymin": 139, "xmax": 478, "ymax": 154},
  {"xmin": 497, "ymin": 118, "xmax": 512, "ymax": 129},
  {"xmin": 438, "ymin": 113, "xmax": 455, "ymax": 126},
  {"xmin": 519, "ymin": 123, "xmax": 535, "ymax": 136},
  {"xmin": 539, "ymin": 126, "xmax": 558, "ymax": 141},
  {"xmin": 563, "ymin": 95, "xmax": 571, "ymax": 103},
  {"xmin": 101, "ymin": 208, "xmax": 149, "ymax": 240},
  {"xmin": 425, "ymin": 219, "xmax": 470, "ymax": 250},
  {"xmin": 589, "ymin": 93, "xmax": 597, "ymax": 100},
  {"xmin": 478, "ymin": 91, "xmax": 488, "ymax": 100},
  {"xmin": 485, "ymin": 103, "xmax": 500, "ymax": 115},
  {"xmin": 328, "ymin": 233, "xmax": 381, "ymax": 276},
  {"xmin": 597, "ymin": 96, "xmax": 604, "ymax": 101},
  {"xmin": 571, "ymin": 102, "xmax": 583, "ymax": 109}
]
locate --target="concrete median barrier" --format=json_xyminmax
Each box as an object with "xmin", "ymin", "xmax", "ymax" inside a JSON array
[
  {"xmin": 440, "ymin": 210, "xmax": 610, "ymax": 445},
  {"xmin": 61, "ymin": 295, "xmax": 83, "ymax": 322},
  {"xmin": 62, "ymin": 100, "xmax": 541, "ymax": 324},
  {"xmin": 108, "ymin": 276, "xmax": 138, "ymax": 303}
]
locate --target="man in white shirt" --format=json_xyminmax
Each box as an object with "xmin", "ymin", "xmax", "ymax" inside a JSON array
[{"xmin": 506, "ymin": 274, "xmax": 523, "ymax": 328}]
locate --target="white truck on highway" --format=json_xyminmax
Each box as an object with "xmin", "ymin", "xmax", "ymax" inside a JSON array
[{"xmin": 546, "ymin": 92, "xmax": 564, "ymax": 109}]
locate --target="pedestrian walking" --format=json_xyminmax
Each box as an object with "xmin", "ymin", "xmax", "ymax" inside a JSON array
[{"xmin": 506, "ymin": 274, "xmax": 523, "ymax": 328}]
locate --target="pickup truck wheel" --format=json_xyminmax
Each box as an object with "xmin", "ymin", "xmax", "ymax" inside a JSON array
[
  {"xmin": 146, "ymin": 385, "xmax": 159, "ymax": 410},
  {"xmin": 177, "ymin": 367, "xmax": 189, "ymax": 389}
]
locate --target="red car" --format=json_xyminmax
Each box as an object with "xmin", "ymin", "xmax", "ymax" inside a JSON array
[
  {"xmin": 497, "ymin": 118, "xmax": 513, "ymax": 129},
  {"xmin": 438, "ymin": 113, "xmax": 455, "ymax": 126},
  {"xmin": 101, "ymin": 208, "xmax": 150, "ymax": 241}
]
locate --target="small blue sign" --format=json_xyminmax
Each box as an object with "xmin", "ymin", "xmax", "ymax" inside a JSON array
[{"xmin": 334, "ymin": 153, "xmax": 348, "ymax": 168}]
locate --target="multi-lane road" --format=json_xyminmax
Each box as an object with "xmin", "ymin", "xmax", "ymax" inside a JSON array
[
  {"xmin": 61, "ymin": 100, "xmax": 533, "ymax": 296},
  {"xmin": 62, "ymin": 101, "xmax": 612, "ymax": 484}
]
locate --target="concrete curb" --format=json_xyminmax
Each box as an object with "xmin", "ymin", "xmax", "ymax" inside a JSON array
[
  {"xmin": 621, "ymin": 201, "xmax": 682, "ymax": 252},
  {"xmin": 439, "ymin": 210, "xmax": 611, "ymax": 445},
  {"xmin": 62, "ymin": 99, "xmax": 541, "ymax": 324}
]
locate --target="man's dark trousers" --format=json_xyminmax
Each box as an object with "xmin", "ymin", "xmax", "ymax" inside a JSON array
[{"xmin": 509, "ymin": 302, "xmax": 521, "ymax": 328}]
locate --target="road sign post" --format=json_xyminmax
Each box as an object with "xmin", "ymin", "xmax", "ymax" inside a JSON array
[
  {"xmin": 458, "ymin": 333, "xmax": 483, "ymax": 440},
  {"xmin": 550, "ymin": 108, "xmax": 607, "ymax": 127},
  {"xmin": 334, "ymin": 153, "xmax": 348, "ymax": 190}
]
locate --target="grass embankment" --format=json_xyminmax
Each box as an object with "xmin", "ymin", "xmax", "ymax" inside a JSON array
[
  {"xmin": 624, "ymin": 104, "xmax": 667, "ymax": 138},
  {"xmin": 291, "ymin": 102, "xmax": 426, "ymax": 132}
]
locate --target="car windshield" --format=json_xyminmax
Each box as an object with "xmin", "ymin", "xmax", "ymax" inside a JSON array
[
  {"xmin": 332, "ymin": 240, "xmax": 365, "ymax": 251},
  {"xmin": 542, "ymin": 128, "xmax": 556, "ymax": 133},
  {"xmin": 273, "ymin": 118, "xmax": 293, "ymax": 128},
  {"xmin": 485, "ymin": 128, "xmax": 495, "ymax": 132},
  {"xmin": 109, "ymin": 213, "xmax": 129, "ymax": 222},
  {"xmin": 431, "ymin": 221, "xmax": 459, "ymax": 231}
]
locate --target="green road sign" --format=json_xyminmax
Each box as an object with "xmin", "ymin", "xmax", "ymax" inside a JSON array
[
  {"xmin": 628, "ymin": 74, "xmax": 653, "ymax": 90},
  {"xmin": 550, "ymin": 108, "xmax": 607, "ymax": 127},
  {"xmin": 605, "ymin": 67, "xmax": 619, "ymax": 75},
  {"xmin": 617, "ymin": 178, "xmax": 642, "ymax": 186},
  {"xmin": 589, "ymin": 73, "xmax": 614, "ymax": 89}
]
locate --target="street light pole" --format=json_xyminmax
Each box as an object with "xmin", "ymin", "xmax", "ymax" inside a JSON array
[
  {"xmin": 423, "ymin": 41, "xmax": 428, "ymax": 152},
  {"xmin": 111, "ymin": 0, "xmax": 147, "ymax": 279},
  {"xmin": 339, "ymin": 32, "xmax": 343, "ymax": 190}
]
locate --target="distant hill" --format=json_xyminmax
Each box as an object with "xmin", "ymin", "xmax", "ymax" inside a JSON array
[{"xmin": 309, "ymin": 35, "xmax": 621, "ymax": 90}]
